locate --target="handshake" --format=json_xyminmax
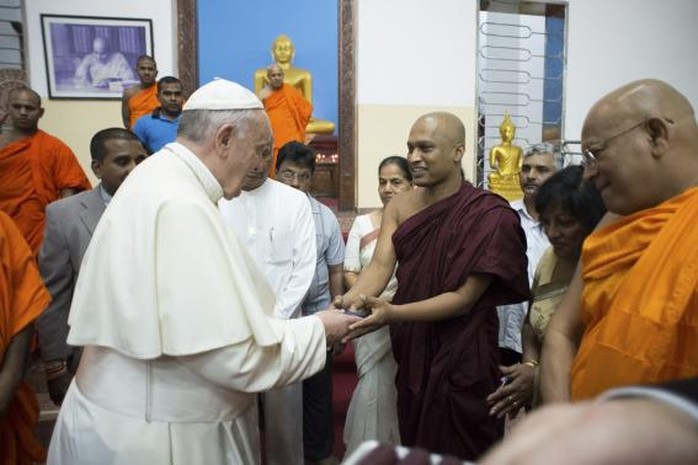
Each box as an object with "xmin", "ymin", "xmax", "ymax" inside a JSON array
[{"xmin": 314, "ymin": 294, "xmax": 393, "ymax": 346}]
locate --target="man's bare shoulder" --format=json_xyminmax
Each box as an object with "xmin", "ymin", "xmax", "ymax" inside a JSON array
[
  {"xmin": 391, "ymin": 189, "xmax": 425, "ymax": 225},
  {"xmin": 122, "ymin": 84, "xmax": 142, "ymax": 100}
]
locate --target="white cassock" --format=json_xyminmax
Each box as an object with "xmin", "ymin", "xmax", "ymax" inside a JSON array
[
  {"xmin": 219, "ymin": 179, "xmax": 316, "ymax": 465},
  {"xmin": 47, "ymin": 142, "xmax": 328, "ymax": 465}
]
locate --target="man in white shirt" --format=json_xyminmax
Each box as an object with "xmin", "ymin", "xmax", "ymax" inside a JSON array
[
  {"xmin": 47, "ymin": 79, "xmax": 358, "ymax": 465},
  {"xmin": 219, "ymin": 135, "xmax": 316, "ymax": 465},
  {"xmin": 497, "ymin": 142, "xmax": 560, "ymax": 366}
]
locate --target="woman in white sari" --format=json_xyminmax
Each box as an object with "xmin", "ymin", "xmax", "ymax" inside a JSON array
[{"xmin": 342, "ymin": 156, "xmax": 413, "ymax": 457}]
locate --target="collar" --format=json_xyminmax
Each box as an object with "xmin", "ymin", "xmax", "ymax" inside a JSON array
[
  {"xmin": 152, "ymin": 107, "xmax": 181, "ymax": 122},
  {"xmin": 510, "ymin": 198, "xmax": 538, "ymax": 223},
  {"xmin": 98, "ymin": 184, "xmax": 113, "ymax": 206},
  {"xmin": 166, "ymin": 142, "xmax": 223, "ymax": 203}
]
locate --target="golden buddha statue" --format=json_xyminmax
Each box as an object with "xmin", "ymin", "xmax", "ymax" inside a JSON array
[
  {"xmin": 487, "ymin": 112, "xmax": 523, "ymax": 201},
  {"xmin": 254, "ymin": 34, "xmax": 335, "ymax": 135}
]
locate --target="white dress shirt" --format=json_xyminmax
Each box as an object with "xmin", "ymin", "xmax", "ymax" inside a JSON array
[
  {"xmin": 219, "ymin": 178, "xmax": 316, "ymax": 320},
  {"xmin": 497, "ymin": 198, "xmax": 550, "ymax": 353}
]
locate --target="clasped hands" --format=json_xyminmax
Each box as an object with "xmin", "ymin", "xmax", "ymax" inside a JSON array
[{"xmin": 331, "ymin": 293, "xmax": 392, "ymax": 342}]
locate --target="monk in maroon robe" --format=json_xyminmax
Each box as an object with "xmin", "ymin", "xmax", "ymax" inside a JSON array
[
  {"xmin": 390, "ymin": 182, "xmax": 529, "ymax": 458},
  {"xmin": 336, "ymin": 112, "xmax": 529, "ymax": 460}
]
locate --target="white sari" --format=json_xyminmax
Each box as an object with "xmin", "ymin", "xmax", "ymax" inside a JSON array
[{"xmin": 342, "ymin": 213, "xmax": 401, "ymax": 457}]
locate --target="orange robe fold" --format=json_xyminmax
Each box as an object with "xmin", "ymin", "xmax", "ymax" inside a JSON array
[
  {"xmin": 127, "ymin": 85, "xmax": 159, "ymax": 128},
  {"xmin": 571, "ymin": 187, "xmax": 698, "ymax": 400},
  {"xmin": 0, "ymin": 131, "xmax": 91, "ymax": 256},
  {"xmin": 263, "ymin": 84, "xmax": 313, "ymax": 176},
  {"xmin": 0, "ymin": 211, "xmax": 52, "ymax": 465}
]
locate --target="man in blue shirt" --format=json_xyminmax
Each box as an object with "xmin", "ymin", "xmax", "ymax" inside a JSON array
[
  {"xmin": 275, "ymin": 141, "xmax": 345, "ymax": 465},
  {"xmin": 132, "ymin": 76, "xmax": 183, "ymax": 154}
]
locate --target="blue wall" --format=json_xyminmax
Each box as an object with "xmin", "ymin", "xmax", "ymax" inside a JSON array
[{"xmin": 197, "ymin": 1, "xmax": 338, "ymax": 131}]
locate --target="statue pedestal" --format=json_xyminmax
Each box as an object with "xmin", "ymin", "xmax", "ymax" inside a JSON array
[
  {"xmin": 309, "ymin": 135, "xmax": 339, "ymax": 199},
  {"xmin": 488, "ymin": 174, "xmax": 523, "ymax": 202}
]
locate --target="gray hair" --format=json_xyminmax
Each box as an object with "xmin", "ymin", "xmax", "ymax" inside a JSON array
[
  {"xmin": 523, "ymin": 142, "xmax": 563, "ymax": 169},
  {"xmin": 177, "ymin": 108, "xmax": 263, "ymax": 143}
]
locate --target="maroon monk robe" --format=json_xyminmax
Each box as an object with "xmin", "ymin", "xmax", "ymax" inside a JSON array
[{"xmin": 390, "ymin": 182, "xmax": 530, "ymax": 460}]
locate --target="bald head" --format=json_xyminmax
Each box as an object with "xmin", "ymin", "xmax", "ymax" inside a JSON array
[
  {"xmin": 582, "ymin": 79, "xmax": 698, "ymax": 215},
  {"xmin": 92, "ymin": 37, "xmax": 109, "ymax": 63},
  {"xmin": 8, "ymin": 87, "xmax": 40, "ymax": 106},
  {"xmin": 415, "ymin": 112, "xmax": 466, "ymax": 146},
  {"xmin": 267, "ymin": 64, "xmax": 284, "ymax": 90},
  {"xmin": 6, "ymin": 87, "xmax": 43, "ymax": 133},
  {"xmin": 407, "ymin": 112, "xmax": 466, "ymax": 187},
  {"xmin": 584, "ymin": 80, "xmax": 695, "ymax": 136}
]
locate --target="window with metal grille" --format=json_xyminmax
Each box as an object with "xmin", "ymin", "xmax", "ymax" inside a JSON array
[{"xmin": 476, "ymin": 0, "xmax": 567, "ymax": 187}]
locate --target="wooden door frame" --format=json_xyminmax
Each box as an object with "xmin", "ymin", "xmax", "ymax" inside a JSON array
[{"xmin": 176, "ymin": 0, "xmax": 356, "ymax": 211}]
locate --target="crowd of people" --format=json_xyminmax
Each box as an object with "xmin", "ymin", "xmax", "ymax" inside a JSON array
[{"xmin": 0, "ymin": 57, "xmax": 697, "ymax": 465}]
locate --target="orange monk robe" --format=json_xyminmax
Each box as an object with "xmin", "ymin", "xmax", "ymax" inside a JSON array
[
  {"xmin": 0, "ymin": 211, "xmax": 51, "ymax": 465},
  {"xmin": 127, "ymin": 84, "xmax": 160, "ymax": 128},
  {"xmin": 0, "ymin": 130, "xmax": 91, "ymax": 256},
  {"xmin": 263, "ymin": 83, "xmax": 313, "ymax": 176},
  {"xmin": 571, "ymin": 187, "xmax": 698, "ymax": 400}
]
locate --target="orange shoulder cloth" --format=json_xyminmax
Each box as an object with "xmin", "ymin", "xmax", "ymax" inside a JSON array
[
  {"xmin": 571, "ymin": 187, "xmax": 698, "ymax": 399},
  {"xmin": 128, "ymin": 85, "xmax": 159, "ymax": 128}
]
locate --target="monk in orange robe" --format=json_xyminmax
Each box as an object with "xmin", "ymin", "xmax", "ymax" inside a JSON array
[
  {"xmin": 539, "ymin": 79, "xmax": 698, "ymax": 403},
  {"xmin": 259, "ymin": 64, "xmax": 312, "ymax": 176},
  {"xmin": 0, "ymin": 87, "xmax": 91, "ymax": 256},
  {"xmin": 0, "ymin": 210, "xmax": 52, "ymax": 465},
  {"xmin": 572, "ymin": 187, "xmax": 698, "ymax": 399},
  {"xmin": 121, "ymin": 56, "xmax": 159, "ymax": 128}
]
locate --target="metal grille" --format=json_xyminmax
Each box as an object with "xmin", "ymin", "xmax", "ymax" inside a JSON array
[
  {"xmin": 561, "ymin": 139, "xmax": 583, "ymax": 166},
  {"xmin": 476, "ymin": 0, "xmax": 567, "ymax": 186}
]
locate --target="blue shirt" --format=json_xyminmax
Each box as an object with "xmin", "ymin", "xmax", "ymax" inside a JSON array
[
  {"xmin": 303, "ymin": 195, "xmax": 345, "ymax": 315},
  {"xmin": 132, "ymin": 109, "xmax": 180, "ymax": 153}
]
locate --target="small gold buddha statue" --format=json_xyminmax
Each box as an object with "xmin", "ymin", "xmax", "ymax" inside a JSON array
[
  {"xmin": 254, "ymin": 34, "xmax": 335, "ymax": 135},
  {"xmin": 487, "ymin": 112, "xmax": 523, "ymax": 201}
]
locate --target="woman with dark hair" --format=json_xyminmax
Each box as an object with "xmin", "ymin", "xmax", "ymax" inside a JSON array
[
  {"xmin": 342, "ymin": 156, "xmax": 413, "ymax": 457},
  {"xmin": 488, "ymin": 165, "xmax": 605, "ymax": 418}
]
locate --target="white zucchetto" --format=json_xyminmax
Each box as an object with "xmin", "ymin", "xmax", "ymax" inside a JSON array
[{"xmin": 183, "ymin": 78, "xmax": 263, "ymax": 111}]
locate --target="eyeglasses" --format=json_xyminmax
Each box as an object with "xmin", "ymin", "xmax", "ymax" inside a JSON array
[
  {"xmin": 279, "ymin": 170, "xmax": 311, "ymax": 182},
  {"xmin": 582, "ymin": 120, "xmax": 650, "ymax": 170}
]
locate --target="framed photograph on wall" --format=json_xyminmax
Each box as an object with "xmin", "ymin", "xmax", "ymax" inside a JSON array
[{"xmin": 40, "ymin": 14, "xmax": 153, "ymax": 99}]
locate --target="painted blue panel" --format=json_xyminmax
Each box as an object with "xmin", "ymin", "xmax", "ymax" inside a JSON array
[
  {"xmin": 197, "ymin": 0, "xmax": 338, "ymax": 131},
  {"xmin": 543, "ymin": 16, "xmax": 564, "ymax": 129}
]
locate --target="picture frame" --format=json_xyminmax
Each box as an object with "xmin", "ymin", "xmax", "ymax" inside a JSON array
[{"xmin": 40, "ymin": 14, "xmax": 154, "ymax": 100}]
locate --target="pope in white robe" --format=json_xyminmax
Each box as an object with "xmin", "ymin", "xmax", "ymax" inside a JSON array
[{"xmin": 46, "ymin": 79, "xmax": 356, "ymax": 465}]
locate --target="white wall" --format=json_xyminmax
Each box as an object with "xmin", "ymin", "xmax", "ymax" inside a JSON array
[
  {"xmin": 24, "ymin": 0, "xmax": 176, "ymax": 96},
  {"xmin": 354, "ymin": 0, "xmax": 698, "ymax": 208},
  {"xmin": 564, "ymin": 0, "xmax": 698, "ymax": 140},
  {"xmin": 356, "ymin": 0, "xmax": 478, "ymax": 208},
  {"xmin": 357, "ymin": 0, "xmax": 477, "ymax": 107}
]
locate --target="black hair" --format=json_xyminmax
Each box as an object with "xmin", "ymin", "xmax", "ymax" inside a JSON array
[
  {"xmin": 90, "ymin": 128, "xmax": 142, "ymax": 162},
  {"xmin": 157, "ymin": 76, "xmax": 182, "ymax": 93},
  {"xmin": 534, "ymin": 165, "xmax": 606, "ymax": 233},
  {"xmin": 276, "ymin": 141, "xmax": 316, "ymax": 173},
  {"xmin": 378, "ymin": 156, "xmax": 412, "ymax": 182}
]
